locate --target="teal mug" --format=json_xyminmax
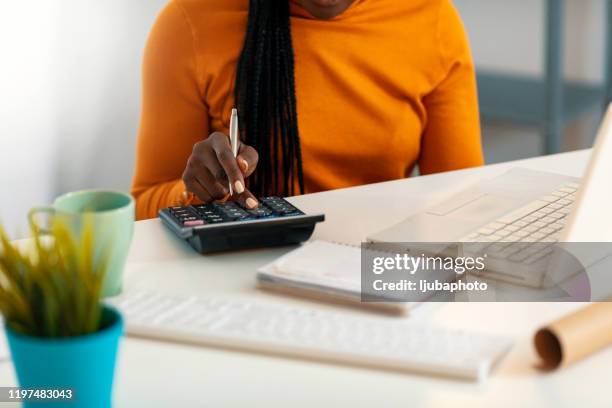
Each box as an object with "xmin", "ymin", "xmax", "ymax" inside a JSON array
[{"xmin": 29, "ymin": 190, "xmax": 135, "ymax": 297}]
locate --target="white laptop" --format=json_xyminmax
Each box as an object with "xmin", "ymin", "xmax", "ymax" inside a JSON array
[{"xmin": 368, "ymin": 105, "xmax": 612, "ymax": 288}]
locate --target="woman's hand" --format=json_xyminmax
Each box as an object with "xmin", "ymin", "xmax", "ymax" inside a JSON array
[{"xmin": 182, "ymin": 132, "xmax": 260, "ymax": 208}]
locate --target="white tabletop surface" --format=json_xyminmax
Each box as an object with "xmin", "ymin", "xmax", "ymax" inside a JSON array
[{"xmin": 2, "ymin": 149, "xmax": 612, "ymax": 408}]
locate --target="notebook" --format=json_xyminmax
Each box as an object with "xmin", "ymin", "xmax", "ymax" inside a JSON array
[{"xmin": 256, "ymin": 240, "xmax": 416, "ymax": 315}]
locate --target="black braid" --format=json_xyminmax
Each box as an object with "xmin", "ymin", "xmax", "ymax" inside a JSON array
[{"xmin": 235, "ymin": 0, "xmax": 304, "ymax": 197}]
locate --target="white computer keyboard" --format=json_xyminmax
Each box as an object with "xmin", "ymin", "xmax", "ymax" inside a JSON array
[
  {"xmin": 460, "ymin": 182, "xmax": 578, "ymax": 263},
  {"xmin": 111, "ymin": 292, "xmax": 513, "ymax": 382}
]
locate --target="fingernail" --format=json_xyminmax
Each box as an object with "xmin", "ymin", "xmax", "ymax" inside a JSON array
[
  {"xmin": 246, "ymin": 198, "xmax": 258, "ymax": 209},
  {"xmin": 234, "ymin": 180, "xmax": 245, "ymax": 194},
  {"xmin": 239, "ymin": 158, "xmax": 248, "ymax": 172}
]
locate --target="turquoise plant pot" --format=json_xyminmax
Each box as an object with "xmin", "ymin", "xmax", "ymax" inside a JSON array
[{"xmin": 5, "ymin": 306, "xmax": 123, "ymax": 408}]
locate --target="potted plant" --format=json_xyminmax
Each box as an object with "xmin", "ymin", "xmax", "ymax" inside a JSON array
[{"xmin": 0, "ymin": 219, "xmax": 123, "ymax": 408}]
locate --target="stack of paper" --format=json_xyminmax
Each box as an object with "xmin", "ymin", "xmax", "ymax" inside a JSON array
[{"xmin": 257, "ymin": 240, "xmax": 414, "ymax": 314}]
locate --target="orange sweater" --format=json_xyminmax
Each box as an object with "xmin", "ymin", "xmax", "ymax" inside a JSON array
[{"xmin": 132, "ymin": 0, "xmax": 483, "ymax": 220}]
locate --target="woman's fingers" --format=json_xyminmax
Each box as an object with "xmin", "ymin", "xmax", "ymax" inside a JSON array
[
  {"xmin": 196, "ymin": 147, "xmax": 231, "ymax": 199},
  {"xmin": 237, "ymin": 144, "xmax": 259, "ymax": 177},
  {"xmin": 197, "ymin": 167, "xmax": 230, "ymax": 200},
  {"xmin": 185, "ymin": 144, "xmax": 229, "ymax": 200},
  {"xmin": 235, "ymin": 188, "xmax": 259, "ymax": 209},
  {"xmin": 183, "ymin": 132, "xmax": 260, "ymax": 204},
  {"xmin": 182, "ymin": 172, "xmax": 213, "ymax": 203},
  {"xmin": 210, "ymin": 132, "xmax": 246, "ymax": 195}
]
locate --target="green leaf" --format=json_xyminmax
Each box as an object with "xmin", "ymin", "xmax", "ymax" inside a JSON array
[{"xmin": 0, "ymin": 218, "xmax": 110, "ymax": 338}]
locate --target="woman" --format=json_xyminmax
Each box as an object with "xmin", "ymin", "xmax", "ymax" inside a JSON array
[{"xmin": 132, "ymin": 0, "xmax": 483, "ymax": 220}]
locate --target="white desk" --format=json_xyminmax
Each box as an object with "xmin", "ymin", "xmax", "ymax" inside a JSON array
[{"xmin": 2, "ymin": 149, "xmax": 612, "ymax": 408}]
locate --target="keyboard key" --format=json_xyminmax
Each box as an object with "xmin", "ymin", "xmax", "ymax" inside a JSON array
[
  {"xmin": 497, "ymin": 200, "xmax": 549, "ymax": 224},
  {"xmin": 486, "ymin": 222, "xmax": 506, "ymax": 231},
  {"xmin": 496, "ymin": 229, "xmax": 512, "ymax": 237},
  {"xmin": 505, "ymin": 234, "xmax": 524, "ymax": 242},
  {"xmin": 542, "ymin": 234, "xmax": 559, "ymax": 243},
  {"xmin": 509, "ymin": 250, "xmax": 532, "ymax": 262},
  {"xmin": 498, "ymin": 244, "xmax": 524, "ymax": 258},
  {"xmin": 463, "ymin": 243, "xmax": 491, "ymax": 253},
  {"xmin": 540, "ymin": 195, "xmax": 560, "ymax": 203},
  {"xmin": 551, "ymin": 191, "xmax": 569, "ymax": 198},
  {"xmin": 539, "ymin": 207, "xmax": 555, "ymax": 215},
  {"xmin": 488, "ymin": 243, "xmax": 507, "ymax": 253},
  {"xmin": 495, "ymin": 240, "xmax": 515, "ymax": 249},
  {"xmin": 552, "ymin": 221, "xmax": 565, "ymax": 229},
  {"xmin": 525, "ymin": 248, "xmax": 555, "ymax": 264},
  {"xmin": 549, "ymin": 223, "xmax": 564, "ymax": 232}
]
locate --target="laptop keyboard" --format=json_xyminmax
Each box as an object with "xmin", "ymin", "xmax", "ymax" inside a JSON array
[{"xmin": 460, "ymin": 183, "xmax": 579, "ymax": 263}]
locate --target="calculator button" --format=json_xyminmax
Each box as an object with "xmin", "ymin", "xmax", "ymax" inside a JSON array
[
  {"xmin": 183, "ymin": 220, "xmax": 205, "ymax": 227},
  {"xmin": 171, "ymin": 197, "xmax": 305, "ymax": 227},
  {"xmin": 271, "ymin": 207, "xmax": 296, "ymax": 215},
  {"xmin": 215, "ymin": 202, "xmax": 240, "ymax": 211},
  {"xmin": 261, "ymin": 198, "xmax": 299, "ymax": 215},
  {"xmin": 204, "ymin": 217, "xmax": 224, "ymax": 223},
  {"xmin": 215, "ymin": 208, "xmax": 249, "ymax": 220},
  {"xmin": 246, "ymin": 207, "xmax": 274, "ymax": 218},
  {"xmin": 173, "ymin": 210, "xmax": 192, "ymax": 216}
]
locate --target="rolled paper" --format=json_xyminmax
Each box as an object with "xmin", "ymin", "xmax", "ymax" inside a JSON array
[{"xmin": 534, "ymin": 303, "xmax": 612, "ymax": 369}]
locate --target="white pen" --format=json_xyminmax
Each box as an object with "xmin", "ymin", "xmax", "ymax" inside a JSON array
[{"xmin": 229, "ymin": 108, "xmax": 240, "ymax": 195}]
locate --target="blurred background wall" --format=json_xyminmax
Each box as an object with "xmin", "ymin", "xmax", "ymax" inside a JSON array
[
  {"xmin": 461, "ymin": 0, "xmax": 606, "ymax": 81},
  {"xmin": 0, "ymin": 0, "xmax": 608, "ymax": 237}
]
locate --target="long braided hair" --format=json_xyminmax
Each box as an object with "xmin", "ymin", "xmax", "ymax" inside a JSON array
[{"xmin": 235, "ymin": 0, "xmax": 304, "ymax": 197}]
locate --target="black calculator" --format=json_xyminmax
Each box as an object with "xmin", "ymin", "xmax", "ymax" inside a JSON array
[{"xmin": 159, "ymin": 197, "xmax": 325, "ymax": 254}]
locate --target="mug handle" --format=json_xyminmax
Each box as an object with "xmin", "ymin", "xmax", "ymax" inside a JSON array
[{"xmin": 28, "ymin": 206, "xmax": 56, "ymax": 235}]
